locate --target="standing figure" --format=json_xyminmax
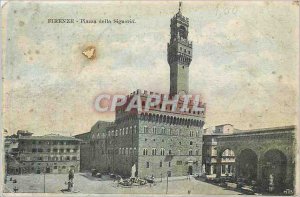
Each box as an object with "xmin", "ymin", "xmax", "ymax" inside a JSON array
[
  {"xmin": 68, "ymin": 169, "xmax": 74, "ymax": 181},
  {"xmin": 268, "ymin": 174, "xmax": 274, "ymax": 192},
  {"xmin": 68, "ymin": 169, "xmax": 75, "ymax": 192}
]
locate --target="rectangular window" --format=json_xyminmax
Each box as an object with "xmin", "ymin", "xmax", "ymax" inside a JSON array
[
  {"xmin": 160, "ymin": 161, "xmax": 162, "ymax": 167},
  {"xmin": 168, "ymin": 162, "xmax": 171, "ymax": 167},
  {"xmin": 211, "ymin": 165, "xmax": 216, "ymax": 174},
  {"xmin": 176, "ymin": 161, "xmax": 182, "ymax": 165},
  {"xmin": 222, "ymin": 165, "xmax": 226, "ymax": 174},
  {"xmin": 146, "ymin": 162, "xmax": 150, "ymax": 168}
]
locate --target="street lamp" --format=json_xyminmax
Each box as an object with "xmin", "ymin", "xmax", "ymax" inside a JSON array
[
  {"xmin": 166, "ymin": 171, "xmax": 170, "ymax": 194},
  {"xmin": 43, "ymin": 169, "xmax": 46, "ymax": 193}
]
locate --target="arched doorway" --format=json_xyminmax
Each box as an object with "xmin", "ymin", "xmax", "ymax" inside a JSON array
[
  {"xmin": 236, "ymin": 149, "xmax": 258, "ymax": 182},
  {"xmin": 261, "ymin": 149, "xmax": 287, "ymax": 193},
  {"xmin": 221, "ymin": 149, "xmax": 236, "ymax": 177}
]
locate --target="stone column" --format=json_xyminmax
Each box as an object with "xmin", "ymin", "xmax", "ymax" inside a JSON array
[
  {"xmin": 235, "ymin": 157, "xmax": 240, "ymax": 179},
  {"xmin": 285, "ymin": 156, "xmax": 295, "ymax": 190},
  {"xmin": 216, "ymin": 158, "xmax": 222, "ymax": 178},
  {"xmin": 256, "ymin": 159, "xmax": 263, "ymax": 184}
]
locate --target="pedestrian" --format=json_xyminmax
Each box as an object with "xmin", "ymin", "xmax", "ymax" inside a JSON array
[
  {"xmin": 13, "ymin": 186, "xmax": 18, "ymax": 193},
  {"xmin": 188, "ymin": 190, "xmax": 191, "ymax": 194},
  {"xmin": 68, "ymin": 169, "xmax": 74, "ymax": 181}
]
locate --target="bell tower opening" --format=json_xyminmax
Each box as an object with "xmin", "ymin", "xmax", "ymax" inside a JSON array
[{"xmin": 167, "ymin": 2, "xmax": 193, "ymax": 96}]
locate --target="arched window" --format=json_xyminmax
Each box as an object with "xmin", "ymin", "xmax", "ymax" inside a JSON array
[
  {"xmin": 161, "ymin": 127, "xmax": 166, "ymax": 134},
  {"xmin": 144, "ymin": 126, "xmax": 148, "ymax": 133},
  {"xmin": 152, "ymin": 148, "xmax": 157, "ymax": 155},
  {"xmin": 189, "ymin": 150, "xmax": 193, "ymax": 156},
  {"xmin": 160, "ymin": 148, "xmax": 165, "ymax": 156},
  {"xmin": 153, "ymin": 127, "xmax": 157, "ymax": 134},
  {"xmin": 134, "ymin": 125, "xmax": 137, "ymax": 133},
  {"xmin": 143, "ymin": 148, "xmax": 148, "ymax": 155}
]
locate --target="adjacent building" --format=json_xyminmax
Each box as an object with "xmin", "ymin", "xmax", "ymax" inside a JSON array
[
  {"xmin": 202, "ymin": 124, "xmax": 235, "ymax": 177},
  {"xmin": 11, "ymin": 134, "xmax": 81, "ymax": 174}
]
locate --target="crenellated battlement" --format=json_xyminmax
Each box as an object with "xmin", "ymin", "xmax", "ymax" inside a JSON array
[
  {"xmin": 171, "ymin": 12, "xmax": 189, "ymax": 25},
  {"xmin": 116, "ymin": 89, "xmax": 206, "ymax": 118}
]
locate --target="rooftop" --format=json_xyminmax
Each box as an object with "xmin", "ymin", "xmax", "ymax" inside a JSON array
[
  {"xmin": 232, "ymin": 125, "xmax": 296, "ymax": 135},
  {"xmin": 19, "ymin": 134, "xmax": 81, "ymax": 141}
]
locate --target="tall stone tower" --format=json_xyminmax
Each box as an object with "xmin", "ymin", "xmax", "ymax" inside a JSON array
[{"xmin": 168, "ymin": 2, "xmax": 193, "ymax": 96}]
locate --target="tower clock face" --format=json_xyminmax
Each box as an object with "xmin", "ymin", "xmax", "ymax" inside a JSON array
[{"xmin": 179, "ymin": 26, "xmax": 187, "ymax": 39}]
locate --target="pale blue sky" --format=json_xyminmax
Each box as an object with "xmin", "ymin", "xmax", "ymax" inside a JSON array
[{"xmin": 3, "ymin": 1, "xmax": 299, "ymax": 135}]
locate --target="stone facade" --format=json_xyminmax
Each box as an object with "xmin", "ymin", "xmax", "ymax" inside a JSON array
[
  {"xmin": 15, "ymin": 134, "xmax": 81, "ymax": 174},
  {"xmin": 78, "ymin": 100, "xmax": 205, "ymax": 178},
  {"xmin": 202, "ymin": 124, "xmax": 235, "ymax": 177},
  {"xmin": 215, "ymin": 125, "xmax": 296, "ymax": 192}
]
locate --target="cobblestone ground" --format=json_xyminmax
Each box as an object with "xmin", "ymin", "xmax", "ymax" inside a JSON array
[{"xmin": 4, "ymin": 173, "xmax": 241, "ymax": 195}]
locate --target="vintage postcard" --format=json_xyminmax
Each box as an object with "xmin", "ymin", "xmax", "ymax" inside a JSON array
[{"xmin": 1, "ymin": 0, "xmax": 299, "ymax": 196}]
